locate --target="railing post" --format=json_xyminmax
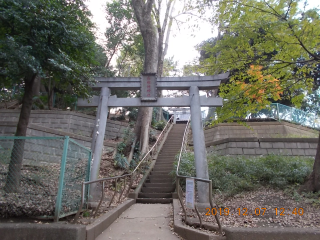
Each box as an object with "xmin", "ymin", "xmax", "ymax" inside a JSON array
[{"xmin": 54, "ymin": 136, "xmax": 69, "ymax": 222}]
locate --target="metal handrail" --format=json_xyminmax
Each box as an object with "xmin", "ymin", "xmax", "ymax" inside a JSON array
[
  {"xmin": 175, "ymin": 116, "xmax": 223, "ymax": 234},
  {"xmin": 133, "ymin": 115, "xmax": 174, "ymax": 173},
  {"xmin": 74, "ymin": 115, "xmax": 174, "ymax": 222},
  {"xmin": 176, "ymin": 116, "xmax": 191, "ymax": 176}
]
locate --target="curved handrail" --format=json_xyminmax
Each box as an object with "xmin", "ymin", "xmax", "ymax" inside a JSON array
[{"xmin": 74, "ymin": 115, "xmax": 174, "ymax": 222}]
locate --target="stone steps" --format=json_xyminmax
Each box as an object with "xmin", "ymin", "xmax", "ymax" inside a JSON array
[
  {"xmin": 136, "ymin": 123, "xmax": 186, "ymax": 204},
  {"xmin": 136, "ymin": 198, "xmax": 172, "ymax": 204},
  {"xmin": 138, "ymin": 192, "xmax": 172, "ymax": 198}
]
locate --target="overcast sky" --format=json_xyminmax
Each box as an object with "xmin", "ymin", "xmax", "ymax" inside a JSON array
[{"xmin": 86, "ymin": 0, "xmax": 320, "ymax": 71}]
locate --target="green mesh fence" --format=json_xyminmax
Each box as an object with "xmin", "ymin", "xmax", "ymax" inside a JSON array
[
  {"xmin": 0, "ymin": 136, "xmax": 91, "ymax": 221},
  {"xmin": 249, "ymin": 103, "xmax": 320, "ymax": 130},
  {"xmin": 56, "ymin": 138, "xmax": 91, "ymax": 220}
]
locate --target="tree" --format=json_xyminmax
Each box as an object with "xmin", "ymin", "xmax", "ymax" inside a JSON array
[
  {"xmin": 131, "ymin": 0, "xmax": 158, "ymax": 155},
  {"xmin": 0, "ymin": 0, "xmax": 99, "ymax": 192},
  {"xmin": 198, "ymin": 0, "xmax": 320, "ymax": 192},
  {"xmin": 130, "ymin": 0, "xmax": 213, "ymax": 154},
  {"xmin": 115, "ymin": 34, "xmax": 145, "ymax": 77},
  {"xmin": 104, "ymin": 0, "xmax": 140, "ymax": 72}
]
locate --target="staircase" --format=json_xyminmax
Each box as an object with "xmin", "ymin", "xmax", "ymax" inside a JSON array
[{"xmin": 136, "ymin": 123, "xmax": 186, "ymax": 203}]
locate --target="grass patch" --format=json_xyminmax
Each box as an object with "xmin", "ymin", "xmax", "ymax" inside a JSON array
[{"xmin": 174, "ymin": 152, "xmax": 314, "ymax": 197}]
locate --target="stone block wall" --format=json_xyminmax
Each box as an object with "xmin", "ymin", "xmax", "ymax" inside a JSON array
[
  {"xmin": 206, "ymin": 138, "xmax": 318, "ymax": 157},
  {"xmin": 204, "ymin": 122, "xmax": 318, "ymax": 144},
  {"xmin": 0, "ymin": 124, "xmax": 116, "ymax": 167},
  {"xmin": 1, "ymin": 137, "xmax": 60, "ymax": 166},
  {"xmin": 0, "ymin": 110, "xmax": 120, "ymax": 166},
  {"xmin": 0, "ymin": 110, "xmax": 129, "ymax": 140}
]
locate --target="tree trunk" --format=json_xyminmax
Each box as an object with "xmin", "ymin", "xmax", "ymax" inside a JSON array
[
  {"xmin": 4, "ymin": 73, "xmax": 37, "ymax": 193},
  {"xmin": 47, "ymin": 78, "xmax": 54, "ymax": 110},
  {"xmin": 132, "ymin": 0, "xmax": 158, "ymax": 155},
  {"xmin": 155, "ymin": 0, "xmax": 175, "ymax": 123},
  {"xmin": 157, "ymin": 0, "xmax": 175, "ymax": 77},
  {"xmin": 156, "ymin": 105, "xmax": 166, "ymax": 122},
  {"xmin": 299, "ymin": 132, "xmax": 320, "ymax": 193}
]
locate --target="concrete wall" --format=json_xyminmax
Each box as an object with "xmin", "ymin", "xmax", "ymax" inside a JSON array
[
  {"xmin": 206, "ymin": 138, "xmax": 318, "ymax": 157},
  {"xmin": 204, "ymin": 122, "xmax": 318, "ymax": 144},
  {"xmin": 0, "ymin": 223, "xmax": 86, "ymax": 240},
  {"xmin": 0, "ymin": 110, "xmax": 129, "ymax": 140}
]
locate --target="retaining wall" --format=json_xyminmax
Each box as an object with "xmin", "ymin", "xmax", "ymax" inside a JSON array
[
  {"xmin": 204, "ymin": 122, "xmax": 318, "ymax": 144},
  {"xmin": 0, "ymin": 110, "xmax": 128, "ymax": 140},
  {"xmin": 0, "ymin": 122, "xmax": 116, "ymax": 166},
  {"xmin": 206, "ymin": 138, "xmax": 318, "ymax": 157}
]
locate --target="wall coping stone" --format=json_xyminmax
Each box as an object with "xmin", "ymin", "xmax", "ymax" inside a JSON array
[
  {"xmin": 205, "ymin": 137, "xmax": 318, "ymax": 147},
  {"xmin": 204, "ymin": 122, "xmax": 282, "ymax": 130},
  {"xmin": 203, "ymin": 138, "xmax": 258, "ymax": 147},
  {"xmin": 204, "ymin": 121, "xmax": 319, "ymax": 133},
  {"xmin": 259, "ymin": 138, "xmax": 318, "ymax": 143},
  {"xmin": 0, "ymin": 109, "xmax": 129, "ymax": 126}
]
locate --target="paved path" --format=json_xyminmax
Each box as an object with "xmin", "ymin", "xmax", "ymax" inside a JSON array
[{"xmin": 96, "ymin": 204, "xmax": 181, "ymax": 240}]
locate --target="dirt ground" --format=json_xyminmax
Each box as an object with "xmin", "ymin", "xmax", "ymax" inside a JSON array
[{"xmin": 180, "ymin": 187, "xmax": 320, "ymax": 229}]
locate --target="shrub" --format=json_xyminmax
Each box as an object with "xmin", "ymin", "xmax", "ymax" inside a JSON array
[
  {"xmin": 153, "ymin": 121, "xmax": 166, "ymax": 131},
  {"xmin": 114, "ymin": 153, "xmax": 129, "ymax": 169},
  {"xmin": 174, "ymin": 152, "xmax": 314, "ymax": 197}
]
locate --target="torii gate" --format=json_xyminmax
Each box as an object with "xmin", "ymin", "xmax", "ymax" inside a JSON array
[{"xmin": 77, "ymin": 73, "xmax": 229, "ymax": 201}]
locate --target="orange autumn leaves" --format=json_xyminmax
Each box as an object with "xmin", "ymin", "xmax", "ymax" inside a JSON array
[{"xmin": 236, "ymin": 65, "xmax": 282, "ymax": 105}]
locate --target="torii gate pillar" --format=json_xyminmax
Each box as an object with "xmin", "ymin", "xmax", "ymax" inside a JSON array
[
  {"xmin": 190, "ymin": 86, "xmax": 210, "ymax": 202},
  {"xmin": 90, "ymin": 87, "xmax": 110, "ymax": 181}
]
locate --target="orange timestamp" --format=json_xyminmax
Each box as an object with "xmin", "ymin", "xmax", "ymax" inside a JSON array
[{"xmin": 205, "ymin": 208, "xmax": 304, "ymax": 216}]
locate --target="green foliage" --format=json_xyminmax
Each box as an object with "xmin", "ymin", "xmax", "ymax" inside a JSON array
[
  {"xmin": 300, "ymin": 191, "xmax": 320, "ymax": 207},
  {"xmin": 104, "ymin": 0, "xmax": 144, "ymax": 77},
  {"xmin": 115, "ymin": 127, "xmax": 135, "ymax": 169},
  {"xmin": 301, "ymin": 89, "xmax": 320, "ymax": 115},
  {"xmin": 128, "ymin": 107, "xmax": 139, "ymax": 122},
  {"xmin": 114, "ymin": 153, "xmax": 129, "ymax": 169},
  {"xmin": 198, "ymin": 0, "xmax": 320, "ymax": 123},
  {"xmin": 117, "ymin": 141, "xmax": 127, "ymax": 153},
  {"xmin": 116, "ymin": 127, "xmax": 134, "ymax": 153},
  {"xmin": 116, "ymin": 34, "xmax": 145, "ymax": 77},
  {"xmin": 0, "ymin": 86, "xmax": 22, "ymax": 105},
  {"xmin": 173, "ymin": 152, "xmax": 196, "ymax": 177},
  {"xmin": 162, "ymin": 57, "xmax": 179, "ymax": 77},
  {"xmin": 175, "ymin": 152, "xmax": 314, "ymax": 197},
  {"xmin": 0, "ymin": 0, "xmax": 101, "ymax": 99},
  {"xmin": 153, "ymin": 121, "xmax": 166, "ymax": 131},
  {"xmin": 129, "ymin": 141, "xmax": 140, "ymax": 170},
  {"xmin": 82, "ymin": 210, "xmax": 90, "ymax": 217}
]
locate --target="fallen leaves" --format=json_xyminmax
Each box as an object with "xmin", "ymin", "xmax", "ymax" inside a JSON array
[{"xmin": 179, "ymin": 187, "xmax": 320, "ymax": 230}]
